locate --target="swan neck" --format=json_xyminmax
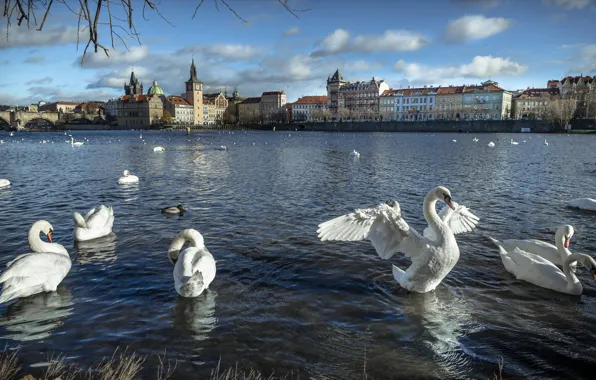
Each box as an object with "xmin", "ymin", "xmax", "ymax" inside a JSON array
[
  {"xmin": 423, "ymin": 195, "xmax": 445, "ymax": 241},
  {"xmin": 28, "ymin": 224, "xmax": 63, "ymax": 254},
  {"xmin": 563, "ymin": 252, "xmax": 582, "ymax": 290}
]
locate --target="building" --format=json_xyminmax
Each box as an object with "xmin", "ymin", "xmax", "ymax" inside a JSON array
[
  {"xmin": 124, "ymin": 71, "xmax": 143, "ymax": 96},
  {"xmin": 224, "ymin": 88, "xmax": 245, "ymax": 124},
  {"xmin": 165, "ymin": 96, "xmax": 194, "ymax": 124},
  {"xmin": 118, "ymin": 94, "xmax": 163, "ymax": 127},
  {"xmin": 185, "ymin": 58, "xmax": 204, "ymax": 125},
  {"xmin": 379, "ymin": 90, "xmax": 398, "ymax": 120},
  {"xmin": 557, "ymin": 75, "xmax": 595, "ymax": 118},
  {"xmin": 105, "ymin": 98, "xmax": 119, "ymax": 117},
  {"xmin": 395, "ymin": 86, "xmax": 439, "ymax": 121},
  {"xmin": 326, "ymin": 69, "xmax": 349, "ymax": 116},
  {"xmin": 512, "ymin": 88, "xmax": 560, "ymax": 119},
  {"xmin": 147, "ymin": 80, "xmax": 165, "ymax": 96},
  {"xmin": 203, "ymin": 92, "xmax": 228, "ymax": 125},
  {"xmin": 260, "ymin": 91, "xmax": 287, "ymax": 121},
  {"xmin": 28, "ymin": 104, "xmax": 38, "ymax": 113},
  {"xmin": 238, "ymin": 97, "xmax": 261, "ymax": 123},
  {"xmin": 292, "ymin": 96, "xmax": 328, "ymax": 121},
  {"xmin": 38, "ymin": 101, "xmax": 80, "ymax": 113},
  {"xmin": 462, "ymin": 80, "xmax": 512, "ymax": 120},
  {"xmin": 435, "ymin": 86, "xmax": 465, "ymax": 120}
]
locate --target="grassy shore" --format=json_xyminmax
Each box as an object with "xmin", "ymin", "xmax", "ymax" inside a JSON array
[{"xmin": 569, "ymin": 129, "xmax": 596, "ymax": 134}]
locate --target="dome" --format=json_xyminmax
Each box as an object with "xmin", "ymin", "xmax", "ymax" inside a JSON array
[{"xmin": 147, "ymin": 80, "xmax": 164, "ymax": 95}]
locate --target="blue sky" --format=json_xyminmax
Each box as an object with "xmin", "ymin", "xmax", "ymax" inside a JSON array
[{"xmin": 0, "ymin": 0, "xmax": 595, "ymax": 105}]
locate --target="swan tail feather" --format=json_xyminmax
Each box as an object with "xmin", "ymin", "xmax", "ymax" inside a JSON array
[
  {"xmin": 179, "ymin": 271, "xmax": 205, "ymax": 297},
  {"xmin": 392, "ymin": 264, "xmax": 405, "ymax": 286},
  {"xmin": 0, "ymin": 283, "xmax": 45, "ymax": 304},
  {"xmin": 73, "ymin": 212, "xmax": 87, "ymax": 228}
]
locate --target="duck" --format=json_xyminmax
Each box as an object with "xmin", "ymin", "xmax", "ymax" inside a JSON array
[
  {"xmin": 567, "ymin": 198, "xmax": 596, "ymax": 212},
  {"xmin": 217, "ymin": 145, "xmax": 227, "ymax": 151},
  {"xmin": 73, "ymin": 205, "xmax": 115, "ymax": 242},
  {"xmin": 494, "ymin": 226, "xmax": 596, "ymax": 295},
  {"xmin": 167, "ymin": 229, "xmax": 216, "ymax": 297},
  {"xmin": 162, "ymin": 204, "xmax": 186, "ymax": 215},
  {"xmin": 153, "ymin": 146, "xmax": 165, "ymax": 152},
  {"xmin": 0, "ymin": 179, "xmax": 10, "ymax": 189},
  {"xmin": 488, "ymin": 225, "xmax": 577, "ymax": 271},
  {"xmin": 117, "ymin": 170, "xmax": 139, "ymax": 185},
  {"xmin": 317, "ymin": 186, "xmax": 479, "ymax": 293},
  {"xmin": 0, "ymin": 221, "xmax": 71, "ymax": 304}
]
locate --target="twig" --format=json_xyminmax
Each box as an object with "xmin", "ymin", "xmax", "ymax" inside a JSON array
[
  {"xmin": 37, "ymin": 0, "xmax": 54, "ymax": 31},
  {"xmin": 192, "ymin": 0, "xmax": 206, "ymax": 19}
]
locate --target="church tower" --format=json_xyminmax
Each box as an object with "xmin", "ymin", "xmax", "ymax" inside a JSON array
[{"xmin": 185, "ymin": 58, "xmax": 204, "ymax": 125}]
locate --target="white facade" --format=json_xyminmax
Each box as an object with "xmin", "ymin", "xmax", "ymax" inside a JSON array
[
  {"xmin": 394, "ymin": 87, "xmax": 438, "ymax": 121},
  {"xmin": 105, "ymin": 98, "xmax": 119, "ymax": 117},
  {"xmin": 173, "ymin": 104, "xmax": 194, "ymax": 124},
  {"xmin": 292, "ymin": 96, "xmax": 328, "ymax": 121}
]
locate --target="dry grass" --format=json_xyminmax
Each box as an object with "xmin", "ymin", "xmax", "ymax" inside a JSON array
[
  {"xmin": 209, "ymin": 358, "xmax": 300, "ymax": 380},
  {"xmin": 88, "ymin": 347, "xmax": 145, "ymax": 380},
  {"xmin": 491, "ymin": 356, "xmax": 504, "ymax": 380},
  {"xmin": 0, "ymin": 346, "xmax": 21, "ymax": 380}
]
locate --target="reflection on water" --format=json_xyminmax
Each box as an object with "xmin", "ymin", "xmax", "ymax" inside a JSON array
[
  {"xmin": 0, "ymin": 287, "xmax": 73, "ymax": 341},
  {"xmin": 172, "ymin": 290, "xmax": 218, "ymax": 342},
  {"xmin": 75, "ymin": 233, "xmax": 118, "ymax": 266}
]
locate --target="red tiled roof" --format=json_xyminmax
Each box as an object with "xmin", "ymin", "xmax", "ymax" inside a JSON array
[
  {"xmin": 167, "ymin": 96, "xmax": 191, "ymax": 106},
  {"xmin": 436, "ymin": 86, "xmax": 465, "ymax": 95},
  {"xmin": 381, "ymin": 89, "xmax": 400, "ymax": 96},
  {"xmin": 294, "ymin": 95, "xmax": 327, "ymax": 104}
]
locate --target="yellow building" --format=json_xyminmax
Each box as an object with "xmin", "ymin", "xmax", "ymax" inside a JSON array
[
  {"xmin": 203, "ymin": 92, "xmax": 228, "ymax": 125},
  {"xmin": 185, "ymin": 58, "xmax": 204, "ymax": 125},
  {"xmin": 118, "ymin": 94, "xmax": 163, "ymax": 128},
  {"xmin": 435, "ymin": 86, "xmax": 465, "ymax": 120}
]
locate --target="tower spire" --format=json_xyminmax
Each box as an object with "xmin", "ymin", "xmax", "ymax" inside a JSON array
[{"xmin": 188, "ymin": 57, "xmax": 198, "ymax": 82}]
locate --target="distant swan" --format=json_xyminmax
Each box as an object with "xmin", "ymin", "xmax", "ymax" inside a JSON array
[
  {"xmin": 510, "ymin": 139, "xmax": 519, "ymax": 145},
  {"xmin": 168, "ymin": 229, "xmax": 216, "ymax": 297},
  {"xmin": 73, "ymin": 205, "xmax": 115, "ymax": 242},
  {"xmin": 544, "ymin": 139, "xmax": 548, "ymax": 146},
  {"xmin": 317, "ymin": 186, "xmax": 479, "ymax": 293},
  {"xmin": 495, "ymin": 226, "xmax": 596, "ymax": 295},
  {"xmin": 118, "ymin": 170, "xmax": 139, "ymax": 185},
  {"xmin": 351, "ymin": 150, "xmax": 360, "ymax": 158},
  {"xmin": 488, "ymin": 141, "xmax": 495, "ymax": 147},
  {"xmin": 473, "ymin": 137, "xmax": 479, "ymax": 142},
  {"xmin": 0, "ymin": 221, "xmax": 71, "ymax": 304},
  {"xmin": 70, "ymin": 137, "xmax": 83, "ymax": 147},
  {"xmin": 567, "ymin": 198, "xmax": 596, "ymax": 211},
  {"xmin": 0, "ymin": 179, "xmax": 10, "ymax": 189},
  {"xmin": 452, "ymin": 139, "xmax": 457, "ymax": 143},
  {"xmin": 153, "ymin": 146, "xmax": 165, "ymax": 152}
]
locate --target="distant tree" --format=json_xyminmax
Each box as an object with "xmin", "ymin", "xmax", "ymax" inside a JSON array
[
  {"xmin": 337, "ymin": 108, "xmax": 350, "ymax": 121},
  {"xmin": 161, "ymin": 109, "xmax": 173, "ymax": 124},
  {"xmin": 2, "ymin": 0, "xmax": 309, "ymax": 64},
  {"xmin": 544, "ymin": 98, "xmax": 578, "ymax": 131}
]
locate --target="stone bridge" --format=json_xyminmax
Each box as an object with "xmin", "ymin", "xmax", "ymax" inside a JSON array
[{"xmin": 0, "ymin": 110, "xmax": 96, "ymax": 130}]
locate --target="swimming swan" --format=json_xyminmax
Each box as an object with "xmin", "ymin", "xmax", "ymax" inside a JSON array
[
  {"xmin": 73, "ymin": 205, "xmax": 115, "ymax": 242},
  {"xmin": 168, "ymin": 229, "xmax": 216, "ymax": 297}
]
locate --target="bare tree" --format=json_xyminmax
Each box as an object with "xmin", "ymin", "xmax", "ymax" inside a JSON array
[
  {"xmin": 2, "ymin": 0, "xmax": 309, "ymax": 64},
  {"xmin": 337, "ymin": 107, "xmax": 350, "ymax": 121},
  {"xmin": 544, "ymin": 98, "xmax": 578, "ymax": 131}
]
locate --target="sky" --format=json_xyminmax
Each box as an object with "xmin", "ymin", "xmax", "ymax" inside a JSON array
[{"xmin": 0, "ymin": 0, "xmax": 595, "ymax": 105}]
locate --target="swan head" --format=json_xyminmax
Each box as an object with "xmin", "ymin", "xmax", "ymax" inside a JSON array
[
  {"xmin": 385, "ymin": 199, "xmax": 401, "ymax": 212},
  {"xmin": 123, "ymin": 170, "xmax": 130, "ymax": 176},
  {"xmin": 555, "ymin": 225, "xmax": 574, "ymax": 249},
  {"xmin": 576, "ymin": 254, "xmax": 596, "ymax": 280},
  {"xmin": 430, "ymin": 186, "xmax": 455, "ymax": 210},
  {"xmin": 168, "ymin": 229, "xmax": 204, "ymax": 264},
  {"xmin": 31, "ymin": 220, "xmax": 54, "ymax": 243}
]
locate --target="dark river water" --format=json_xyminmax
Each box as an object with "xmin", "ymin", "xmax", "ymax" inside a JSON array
[{"xmin": 1, "ymin": 130, "xmax": 595, "ymax": 379}]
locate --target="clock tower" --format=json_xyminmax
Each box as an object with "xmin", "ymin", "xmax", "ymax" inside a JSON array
[{"xmin": 185, "ymin": 58, "xmax": 204, "ymax": 125}]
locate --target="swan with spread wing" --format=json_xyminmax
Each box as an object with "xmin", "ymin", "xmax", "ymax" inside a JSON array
[
  {"xmin": 73, "ymin": 205, "xmax": 114, "ymax": 242},
  {"xmin": 316, "ymin": 186, "xmax": 479, "ymax": 293}
]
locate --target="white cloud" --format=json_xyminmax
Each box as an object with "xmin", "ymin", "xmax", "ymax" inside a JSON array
[
  {"xmin": 0, "ymin": 24, "xmax": 79, "ymax": 49},
  {"xmin": 176, "ymin": 44, "xmax": 261, "ymax": 61},
  {"xmin": 445, "ymin": 15, "xmax": 512, "ymax": 43},
  {"xmin": 545, "ymin": 0, "xmax": 595, "ymax": 9},
  {"xmin": 312, "ymin": 29, "xmax": 429, "ymax": 56},
  {"xmin": 394, "ymin": 55, "xmax": 528, "ymax": 83},
  {"xmin": 78, "ymin": 45, "xmax": 150, "ymax": 68},
  {"xmin": 393, "ymin": 59, "xmax": 406, "ymax": 71},
  {"xmin": 284, "ymin": 27, "xmax": 300, "ymax": 37}
]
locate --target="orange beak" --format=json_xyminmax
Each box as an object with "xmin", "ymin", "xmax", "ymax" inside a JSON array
[
  {"xmin": 47, "ymin": 231, "xmax": 53, "ymax": 243},
  {"xmin": 564, "ymin": 238, "xmax": 570, "ymax": 248},
  {"xmin": 448, "ymin": 200, "xmax": 455, "ymax": 210}
]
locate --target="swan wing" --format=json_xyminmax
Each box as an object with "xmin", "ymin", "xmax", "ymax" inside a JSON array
[
  {"xmin": 317, "ymin": 202, "xmax": 427, "ymax": 260},
  {"xmin": 423, "ymin": 202, "xmax": 479, "ymax": 240},
  {"xmin": 193, "ymin": 248, "xmax": 216, "ymax": 287},
  {"xmin": 500, "ymin": 246, "xmax": 565, "ymax": 284},
  {"xmin": 0, "ymin": 253, "xmax": 72, "ymax": 303},
  {"xmin": 85, "ymin": 205, "xmax": 111, "ymax": 229}
]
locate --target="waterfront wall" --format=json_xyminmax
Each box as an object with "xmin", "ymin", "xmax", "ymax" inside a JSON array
[{"xmin": 246, "ymin": 120, "xmax": 560, "ymax": 133}]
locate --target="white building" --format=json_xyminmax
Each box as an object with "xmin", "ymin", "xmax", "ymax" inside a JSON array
[
  {"xmin": 105, "ymin": 98, "xmax": 120, "ymax": 117},
  {"xmin": 394, "ymin": 86, "xmax": 439, "ymax": 121},
  {"xmin": 165, "ymin": 95, "xmax": 194, "ymax": 124},
  {"xmin": 292, "ymin": 95, "xmax": 328, "ymax": 121}
]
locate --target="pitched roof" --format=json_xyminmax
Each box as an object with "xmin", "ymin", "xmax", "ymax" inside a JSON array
[
  {"xmin": 262, "ymin": 91, "xmax": 285, "ymax": 96},
  {"xmin": 328, "ymin": 69, "xmax": 346, "ymax": 83},
  {"xmin": 294, "ymin": 95, "xmax": 327, "ymax": 104},
  {"xmin": 436, "ymin": 86, "xmax": 465, "ymax": 94},
  {"xmin": 239, "ymin": 97, "xmax": 261, "ymax": 104},
  {"xmin": 167, "ymin": 95, "xmax": 191, "ymax": 106},
  {"xmin": 561, "ymin": 75, "xmax": 594, "ymax": 85},
  {"xmin": 381, "ymin": 89, "xmax": 400, "ymax": 96}
]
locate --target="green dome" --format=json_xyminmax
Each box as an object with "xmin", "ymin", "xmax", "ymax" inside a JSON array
[{"xmin": 147, "ymin": 80, "xmax": 164, "ymax": 95}]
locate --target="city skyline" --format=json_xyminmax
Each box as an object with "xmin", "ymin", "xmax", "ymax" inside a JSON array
[{"xmin": 0, "ymin": 0, "xmax": 595, "ymax": 106}]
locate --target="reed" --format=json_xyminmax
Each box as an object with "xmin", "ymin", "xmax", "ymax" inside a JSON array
[{"xmin": 0, "ymin": 345, "xmax": 21, "ymax": 380}]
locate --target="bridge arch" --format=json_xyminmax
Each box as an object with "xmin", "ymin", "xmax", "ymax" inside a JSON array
[
  {"xmin": 25, "ymin": 117, "xmax": 56, "ymax": 130},
  {"xmin": 0, "ymin": 116, "xmax": 10, "ymax": 130}
]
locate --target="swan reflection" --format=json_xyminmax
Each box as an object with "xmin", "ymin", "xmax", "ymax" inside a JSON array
[
  {"xmin": 75, "ymin": 233, "xmax": 118, "ymax": 266},
  {"xmin": 402, "ymin": 288, "xmax": 475, "ymax": 378},
  {"xmin": 0, "ymin": 286, "xmax": 73, "ymax": 341},
  {"xmin": 172, "ymin": 290, "xmax": 218, "ymax": 342}
]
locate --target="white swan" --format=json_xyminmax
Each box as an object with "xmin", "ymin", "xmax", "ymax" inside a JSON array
[
  {"xmin": 544, "ymin": 139, "xmax": 548, "ymax": 146},
  {"xmin": 495, "ymin": 229, "xmax": 596, "ymax": 295},
  {"xmin": 73, "ymin": 205, "xmax": 115, "ymax": 242},
  {"xmin": 351, "ymin": 150, "xmax": 360, "ymax": 158},
  {"xmin": 452, "ymin": 139, "xmax": 457, "ymax": 143},
  {"xmin": 488, "ymin": 142, "xmax": 495, "ymax": 148},
  {"xmin": 473, "ymin": 137, "xmax": 479, "ymax": 143},
  {"xmin": 317, "ymin": 186, "xmax": 479, "ymax": 293},
  {"xmin": 488, "ymin": 225, "xmax": 576, "ymax": 271},
  {"xmin": 0, "ymin": 221, "xmax": 71, "ymax": 304},
  {"xmin": 0, "ymin": 179, "xmax": 10, "ymax": 189},
  {"xmin": 510, "ymin": 139, "xmax": 519, "ymax": 145},
  {"xmin": 567, "ymin": 198, "xmax": 596, "ymax": 211},
  {"xmin": 167, "ymin": 229, "xmax": 216, "ymax": 297},
  {"xmin": 70, "ymin": 137, "xmax": 84, "ymax": 147},
  {"xmin": 118, "ymin": 170, "xmax": 139, "ymax": 185},
  {"xmin": 153, "ymin": 146, "xmax": 165, "ymax": 152}
]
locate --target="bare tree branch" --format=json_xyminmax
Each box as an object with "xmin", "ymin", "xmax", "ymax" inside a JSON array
[{"xmin": 37, "ymin": 0, "xmax": 53, "ymax": 30}]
